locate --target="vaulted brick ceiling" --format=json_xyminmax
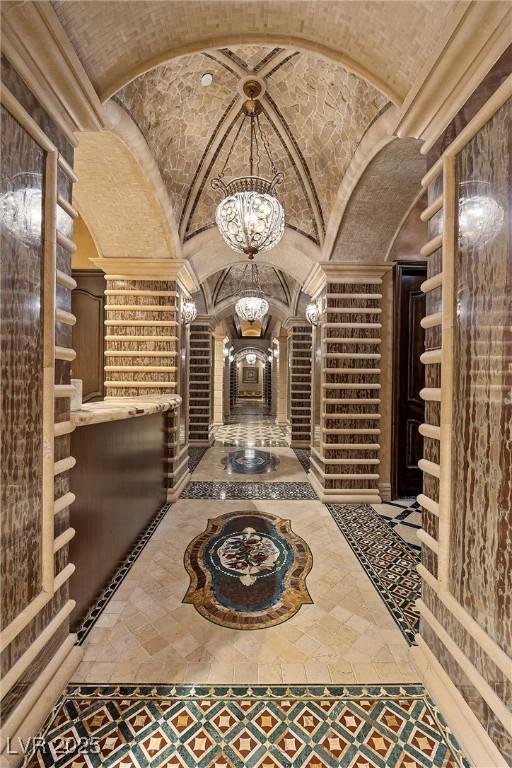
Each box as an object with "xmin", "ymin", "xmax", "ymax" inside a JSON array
[{"xmin": 114, "ymin": 46, "xmax": 388, "ymax": 248}]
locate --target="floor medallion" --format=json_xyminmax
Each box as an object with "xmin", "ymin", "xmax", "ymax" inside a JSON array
[
  {"xmin": 183, "ymin": 510, "xmax": 313, "ymax": 629},
  {"xmin": 222, "ymin": 448, "xmax": 279, "ymax": 474}
]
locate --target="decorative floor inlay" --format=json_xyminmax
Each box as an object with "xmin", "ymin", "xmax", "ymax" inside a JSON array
[
  {"xmin": 371, "ymin": 500, "xmax": 422, "ymax": 551},
  {"xmin": 327, "ymin": 505, "xmax": 420, "ymax": 645},
  {"xmin": 24, "ymin": 684, "xmax": 469, "ymax": 768},
  {"xmin": 183, "ymin": 510, "xmax": 313, "ymax": 630},
  {"xmin": 293, "ymin": 447, "xmax": 311, "ymax": 473},
  {"xmin": 189, "ymin": 447, "xmax": 209, "ymax": 473},
  {"xmin": 215, "ymin": 422, "xmax": 288, "ymax": 447},
  {"xmin": 222, "ymin": 449, "xmax": 280, "ymax": 475},
  {"xmin": 75, "ymin": 503, "xmax": 172, "ymax": 645},
  {"xmin": 181, "ymin": 481, "xmax": 318, "ymax": 500}
]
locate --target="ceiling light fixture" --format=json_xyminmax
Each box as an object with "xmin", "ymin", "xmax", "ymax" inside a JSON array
[
  {"xmin": 246, "ymin": 353, "xmax": 257, "ymax": 364},
  {"xmin": 235, "ymin": 262, "xmax": 269, "ymax": 324},
  {"xmin": 212, "ymin": 80, "xmax": 285, "ymax": 260}
]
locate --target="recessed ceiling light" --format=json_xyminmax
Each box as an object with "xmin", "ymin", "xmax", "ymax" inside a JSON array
[{"xmin": 201, "ymin": 72, "xmax": 213, "ymax": 87}]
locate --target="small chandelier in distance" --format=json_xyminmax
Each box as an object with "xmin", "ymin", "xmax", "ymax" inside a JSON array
[
  {"xmin": 212, "ymin": 81, "xmax": 285, "ymax": 260},
  {"xmin": 181, "ymin": 300, "xmax": 197, "ymax": 325},
  {"xmin": 245, "ymin": 353, "xmax": 257, "ymax": 365},
  {"xmin": 305, "ymin": 301, "xmax": 320, "ymax": 326},
  {"xmin": 235, "ymin": 263, "xmax": 269, "ymax": 324}
]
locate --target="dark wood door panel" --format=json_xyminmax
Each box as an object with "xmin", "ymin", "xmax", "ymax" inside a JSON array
[
  {"xmin": 392, "ymin": 262, "xmax": 427, "ymax": 498},
  {"xmin": 71, "ymin": 270, "xmax": 105, "ymax": 402}
]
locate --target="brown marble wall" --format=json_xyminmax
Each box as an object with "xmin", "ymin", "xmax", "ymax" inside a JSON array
[
  {"xmin": 311, "ymin": 282, "xmax": 382, "ymax": 496},
  {"xmin": 188, "ymin": 323, "xmax": 213, "ymax": 444},
  {"xmin": 418, "ymin": 50, "xmax": 512, "ymax": 763},
  {"xmin": 1, "ymin": 55, "xmax": 76, "ymax": 720},
  {"xmin": 104, "ymin": 278, "xmax": 179, "ymax": 397},
  {"xmin": 450, "ymin": 102, "xmax": 511, "ymax": 654},
  {"xmin": 288, "ymin": 324, "xmax": 312, "ymax": 446}
]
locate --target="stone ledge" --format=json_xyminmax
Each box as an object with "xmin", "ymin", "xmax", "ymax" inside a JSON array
[{"xmin": 71, "ymin": 394, "xmax": 181, "ymax": 427}]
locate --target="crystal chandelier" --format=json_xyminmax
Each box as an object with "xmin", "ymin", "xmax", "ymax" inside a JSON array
[
  {"xmin": 181, "ymin": 300, "xmax": 197, "ymax": 325},
  {"xmin": 212, "ymin": 81, "xmax": 285, "ymax": 259},
  {"xmin": 235, "ymin": 263, "xmax": 269, "ymax": 324},
  {"xmin": 245, "ymin": 353, "xmax": 256, "ymax": 365},
  {"xmin": 305, "ymin": 302, "xmax": 320, "ymax": 326}
]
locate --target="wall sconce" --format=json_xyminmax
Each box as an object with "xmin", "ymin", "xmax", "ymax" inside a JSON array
[
  {"xmin": 458, "ymin": 180, "xmax": 504, "ymax": 248},
  {"xmin": 305, "ymin": 301, "xmax": 320, "ymax": 326},
  {"xmin": 181, "ymin": 300, "xmax": 197, "ymax": 325}
]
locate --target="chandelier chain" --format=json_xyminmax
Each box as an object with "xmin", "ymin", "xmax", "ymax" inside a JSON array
[
  {"xmin": 219, "ymin": 112, "xmax": 245, "ymax": 180},
  {"xmin": 256, "ymin": 114, "xmax": 277, "ymax": 175}
]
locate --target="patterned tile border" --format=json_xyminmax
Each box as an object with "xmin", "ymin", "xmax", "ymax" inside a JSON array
[
  {"xmin": 188, "ymin": 447, "xmax": 208, "ymax": 473},
  {"xmin": 181, "ymin": 481, "xmax": 318, "ymax": 500},
  {"xmin": 75, "ymin": 503, "xmax": 172, "ymax": 645},
  {"xmin": 372, "ymin": 500, "xmax": 422, "ymax": 552},
  {"xmin": 292, "ymin": 447, "xmax": 311, "ymax": 473},
  {"xmin": 327, "ymin": 504, "xmax": 420, "ymax": 646},
  {"xmin": 23, "ymin": 684, "xmax": 470, "ymax": 768}
]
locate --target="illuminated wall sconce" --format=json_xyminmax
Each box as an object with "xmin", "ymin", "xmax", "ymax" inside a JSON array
[
  {"xmin": 181, "ymin": 300, "xmax": 197, "ymax": 325},
  {"xmin": 458, "ymin": 180, "xmax": 504, "ymax": 248},
  {"xmin": 305, "ymin": 301, "xmax": 320, "ymax": 326}
]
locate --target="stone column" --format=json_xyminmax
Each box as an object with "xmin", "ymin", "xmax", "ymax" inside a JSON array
[
  {"xmin": 283, "ymin": 318, "xmax": 312, "ymax": 447},
  {"xmin": 276, "ymin": 333, "xmax": 289, "ymax": 428},
  {"xmin": 93, "ymin": 257, "xmax": 198, "ymax": 500},
  {"xmin": 212, "ymin": 332, "xmax": 225, "ymax": 427},
  {"xmin": 304, "ymin": 263, "xmax": 391, "ymax": 503},
  {"xmin": 189, "ymin": 317, "xmax": 215, "ymax": 446}
]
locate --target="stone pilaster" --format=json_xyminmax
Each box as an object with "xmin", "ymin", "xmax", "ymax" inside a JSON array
[
  {"xmin": 276, "ymin": 333, "xmax": 289, "ymax": 428},
  {"xmin": 305, "ymin": 264, "xmax": 391, "ymax": 503},
  {"xmin": 188, "ymin": 317, "xmax": 215, "ymax": 446},
  {"xmin": 212, "ymin": 333, "xmax": 225, "ymax": 427},
  {"xmin": 283, "ymin": 318, "xmax": 312, "ymax": 447},
  {"xmin": 93, "ymin": 258, "xmax": 198, "ymax": 500}
]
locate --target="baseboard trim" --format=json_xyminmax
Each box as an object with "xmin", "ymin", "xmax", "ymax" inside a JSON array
[
  {"xmin": 378, "ymin": 481, "xmax": 391, "ymax": 501},
  {"xmin": 0, "ymin": 635, "xmax": 82, "ymax": 766},
  {"xmin": 167, "ymin": 468, "xmax": 190, "ymax": 501},
  {"xmin": 410, "ymin": 637, "xmax": 508, "ymax": 768},
  {"xmin": 307, "ymin": 469, "xmax": 381, "ymax": 503}
]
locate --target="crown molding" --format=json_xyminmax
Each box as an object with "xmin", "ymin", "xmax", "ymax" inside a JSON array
[
  {"xmin": 1, "ymin": 1, "xmax": 104, "ymax": 139},
  {"xmin": 394, "ymin": 1, "xmax": 512, "ymax": 151},
  {"xmin": 303, "ymin": 262, "xmax": 392, "ymax": 297},
  {"xmin": 91, "ymin": 257, "xmax": 199, "ymax": 291}
]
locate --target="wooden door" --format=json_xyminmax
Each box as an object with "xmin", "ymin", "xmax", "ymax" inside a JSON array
[
  {"xmin": 71, "ymin": 270, "xmax": 105, "ymax": 402},
  {"xmin": 392, "ymin": 263, "xmax": 426, "ymax": 498}
]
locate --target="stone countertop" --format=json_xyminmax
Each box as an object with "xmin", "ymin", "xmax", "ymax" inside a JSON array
[{"xmin": 71, "ymin": 395, "xmax": 182, "ymax": 427}]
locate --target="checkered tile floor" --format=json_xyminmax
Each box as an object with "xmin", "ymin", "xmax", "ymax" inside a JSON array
[
  {"xmin": 24, "ymin": 685, "xmax": 469, "ymax": 768},
  {"xmin": 371, "ymin": 501, "xmax": 422, "ymax": 551}
]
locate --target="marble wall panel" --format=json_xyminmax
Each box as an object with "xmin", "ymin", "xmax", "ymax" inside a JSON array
[
  {"xmin": 0, "ymin": 105, "xmax": 45, "ymax": 627},
  {"xmin": 449, "ymin": 102, "xmax": 511, "ymax": 655}
]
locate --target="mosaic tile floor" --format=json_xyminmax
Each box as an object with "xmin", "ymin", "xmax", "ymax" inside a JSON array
[
  {"xmin": 181, "ymin": 482, "xmax": 318, "ymax": 500},
  {"xmin": 188, "ymin": 448, "xmax": 209, "ymax": 473},
  {"xmin": 24, "ymin": 685, "xmax": 469, "ymax": 768},
  {"xmin": 327, "ymin": 505, "xmax": 420, "ymax": 645},
  {"xmin": 371, "ymin": 501, "xmax": 422, "ymax": 551},
  {"xmin": 73, "ymin": 498, "xmax": 416, "ymax": 685},
  {"xmin": 214, "ymin": 422, "xmax": 288, "ymax": 447}
]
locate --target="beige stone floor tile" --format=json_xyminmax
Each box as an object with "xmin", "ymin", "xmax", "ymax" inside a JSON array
[
  {"xmin": 208, "ymin": 662, "xmax": 235, "ymax": 684},
  {"xmin": 185, "ymin": 662, "xmax": 212, "ymax": 683},
  {"xmin": 281, "ymin": 663, "xmax": 306, "ymax": 683},
  {"xmin": 304, "ymin": 662, "xmax": 332, "ymax": 683},
  {"xmin": 108, "ymin": 662, "xmax": 143, "ymax": 683},
  {"xmin": 71, "ymin": 661, "xmax": 91, "ymax": 681},
  {"xmin": 258, "ymin": 664, "xmax": 284, "ymax": 684},
  {"xmin": 351, "ymin": 662, "xmax": 382, "ymax": 683},
  {"xmin": 85, "ymin": 662, "xmax": 117, "ymax": 682},
  {"xmin": 233, "ymin": 663, "xmax": 260, "ymax": 684}
]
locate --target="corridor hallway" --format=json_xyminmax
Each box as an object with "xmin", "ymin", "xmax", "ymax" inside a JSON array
[{"xmin": 25, "ymin": 421, "xmax": 469, "ymax": 768}]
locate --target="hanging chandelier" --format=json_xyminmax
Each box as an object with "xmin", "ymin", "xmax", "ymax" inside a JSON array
[
  {"xmin": 211, "ymin": 81, "xmax": 285, "ymax": 260},
  {"xmin": 245, "ymin": 353, "xmax": 257, "ymax": 365},
  {"xmin": 235, "ymin": 263, "xmax": 269, "ymax": 324}
]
